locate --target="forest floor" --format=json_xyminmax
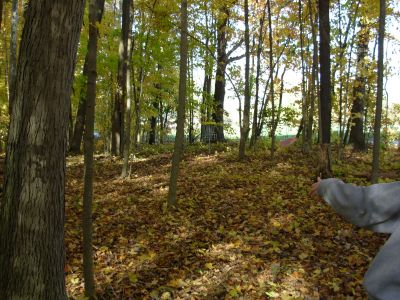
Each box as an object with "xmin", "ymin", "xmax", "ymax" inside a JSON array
[{"xmin": 65, "ymin": 143, "xmax": 400, "ymax": 299}]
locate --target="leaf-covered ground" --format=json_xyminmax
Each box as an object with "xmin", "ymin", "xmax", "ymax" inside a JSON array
[{"xmin": 65, "ymin": 145, "xmax": 399, "ymax": 299}]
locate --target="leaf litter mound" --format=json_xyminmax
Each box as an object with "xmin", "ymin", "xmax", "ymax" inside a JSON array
[{"xmin": 65, "ymin": 147, "xmax": 396, "ymax": 299}]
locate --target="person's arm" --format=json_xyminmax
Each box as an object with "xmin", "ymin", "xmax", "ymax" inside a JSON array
[{"xmin": 313, "ymin": 178, "xmax": 400, "ymax": 233}]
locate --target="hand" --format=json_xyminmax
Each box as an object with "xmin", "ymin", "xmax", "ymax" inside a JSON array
[{"xmin": 310, "ymin": 177, "xmax": 321, "ymax": 198}]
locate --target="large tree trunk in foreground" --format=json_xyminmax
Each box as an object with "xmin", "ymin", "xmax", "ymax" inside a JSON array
[
  {"xmin": 318, "ymin": 0, "xmax": 332, "ymax": 178},
  {"xmin": 0, "ymin": 1, "xmax": 84, "ymax": 298},
  {"xmin": 168, "ymin": 0, "xmax": 188, "ymax": 209}
]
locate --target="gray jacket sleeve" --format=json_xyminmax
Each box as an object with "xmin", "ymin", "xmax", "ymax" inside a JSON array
[
  {"xmin": 318, "ymin": 179, "xmax": 400, "ymax": 299},
  {"xmin": 317, "ymin": 178, "xmax": 400, "ymax": 233}
]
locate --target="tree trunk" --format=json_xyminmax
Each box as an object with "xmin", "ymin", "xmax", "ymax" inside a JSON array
[
  {"xmin": 159, "ymin": 100, "xmax": 164, "ymax": 144},
  {"xmin": 212, "ymin": 6, "xmax": 228, "ymax": 143},
  {"xmin": 188, "ymin": 51, "xmax": 195, "ymax": 144},
  {"xmin": 200, "ymin": 5, "xmax": 214, "ymax": 143},
  {"xmin": 250, "ymin": 2, "xmax": 267, "ymax": 149},
  {"xmin": 121, "ymin": 0, "xmax": 133, "ymax": 178},
  {"xmin": 0, "ymin": 0, "xmax": 3, "ymax": 31},
  {"xmin": 307, "ymin": 0, "xmax": 318, "ymax": 151},
  {"xmin": 0, "ymin": 1, "xmax": 84, "ymax": 298},
  {"xmin": 273, "ymin": 67, "xmax": 286, "ymax": 137},
  {"xmin": 371, "ymin": 0, "xmax": 386, "ymax": 183},
  {"xmin": 168, "ymin": 0, "xmax": 188, "ymax": 209},
  {"xmin": 149, "ymin": 101, "xmax": 158, "ymax": 145},
  {"xmin": 70, "ymin": 1, "xmax": 105, "ymax": 154},
  {"xmin": 298, "ymin": 0, "xmax": 309, "ymax": 153},
  {"xmin": 267, "ymin": 0, "xmax": 276, "ymax": 157},
  {"xmin": 318, "ymin": 0, "xmax": 332, "ymax": 178},
  {"xmin": 8, "ymin": 0, "xmax": 18, "ymax": 114},
  {"xmin": 83, "ymin": 0, "xmax": 104, "ymax": 297},
  {"xmin": 239, "ymin": 0, "xmax": 250, "ymax": 160},
  {"xmin": 70, "ymin": 56, "xmax": 88, "ymax": 154},
  {"xmin": 112, "ymin": 0, "xmax": 130, "ymax": 156},
  {"xmin": 349, "ymin": 22, "xmax": 369, "ymax": 151}
]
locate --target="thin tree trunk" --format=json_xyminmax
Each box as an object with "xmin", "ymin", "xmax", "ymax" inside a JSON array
[
  {"xmin": 307, "ymin": 0, "xmax": 318, "ymax": 151},
  {"xmin": 0, "ymin": 0, "xmax": 4, "ymax": 31},
  {"xmin": 188, "ymin": 50, "xmax": 195, "ymax": 144},
  {"xmin": 70, "ymin": 1, "xmax": 105, "ymax": 154},
  {"xmin": 256, "ymin": 39, "xmax": 287, "ymax": 142},
  {"xmin": 112, "ymin": 0, "xmax": 130, "ymax": 156},
  {"xmin": 0, "ymin": 1, "xmax": 84, "ymax": 298},
  {"xmin": 83, "ymin": 0, "xmax": 104, "ymax": 297},
  {"xmin": 70, "ymin": 56, "xmax": 88, "ymax": 154},
  {"xmin": 250, "ymin": 1, "xmax": 267, "ymax": 149},
  {"xmin": 149, "ymin": 65, "xmax": 161, "ymax": 146},
  {"xmin": 318, "ymin": 0, "xmax": 332, "ymax": 178},
  {"xmin": 8, "ymin": 0, "xmax": 18, "ymax": 114},
  {"xmin": 200, "ymin": 5, "xmax": 210, "ymax": 142},
  {"xmin": 239, "ymin": 0, "xmax": 250, "ymax": 160},
  {"xmin": 299, "ymin": 0, "xmax": 308, "ymax": 153},
  {"xmin": 371, "ymin": 0, "xmax": 386, "ymax": 183},
  {"xmin": 272, "ymin": 67, "xmax": 286, "ymax": 138},
  {"xmin": 168, "ymin": 0, "xmax": 188, "ymax": 209},
  {"xmin": 121, "ymin": 1, "xmax": 133, "ymax": 178},
  {"xmin": 267, "ymin": 0, "xmax": 276, "ymax": 157}
]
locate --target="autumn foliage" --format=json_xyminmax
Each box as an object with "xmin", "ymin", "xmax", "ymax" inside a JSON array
[{"xmin": 64, "ymin": 145, "xmax": 394, "ymax": 299}]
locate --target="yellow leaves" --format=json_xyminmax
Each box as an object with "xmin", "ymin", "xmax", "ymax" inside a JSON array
[
  {"xmin": 168, "ymin": 278, "xmax": 186, "ymax": 288},
  {"xmin": 127, "ymin": 272, "xmax": 138, "ymax": 283},
  {"xmin": 160, "ymin": 291, "xmax": 172, "ymax": 300},
  {"xmin": 138, "ymin": 251, "xmax": 156, "ymax": 262},
  {"xmin": 204, "ymin": 262, "xmax": 214, "ymax": 270},
  {"xmin": 298, "ymin": 253, "xmax": 308, "ymax": 260},
  {"xmin": 265, "ymin": 290, "xmax": 280, "ymax": 298},
  {"xmin": 271, "ymin": 219, "xmax": 281, "ymax": 228}
]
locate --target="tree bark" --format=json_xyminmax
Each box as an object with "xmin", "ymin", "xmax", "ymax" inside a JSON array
[
  {"xmin": 8, "ymin": 0, "xmax": 18, "ymax": 114},
  {"xmin": 121, "ymin": 0, "xmax": 133, "ymax": 178},
  {"xmin": 70, "ymin": 0, "xmax": 105, "ymax": 154},
  {"xmin": 212, "ymin": 4, "xmax": 229, "ymax": 143},
  {"xmin": 0, "ymin": 0, "xmax": 3, "ymax": 31},
  {"xmin": 239, "ymin": 0, "xmax": 250, "ymax": 160},
  {"xmin": 0, "ymin": 1, "xmax": 84, "ymax": 298},
  {"xmin": 267, "ymin": 0, "xmax": 276, "ymax": 157},
  {"xmin": 112, "ymin": 0, "xmax": 130, "ymax": 156},
  {"xmin": 70, "ymin": 56, "xmax": 88, "ymax": 154},
  {"xmin": 149, "ymin": 99, "xmax": 159, "ymax": 145},
  {"xmin": 82, "ymin": 0, "xmax": 105, "ymax": 297},
  {"xmin": 318, "ymin": 0, "xmax": 332, "ymax": 178},
  {"xmin": 299, "ymin": 0, "xmax": 308, "ymax": 153},
  {"xmin": 200, "ymin": 4, "xmax": 214, "ymax": 143},
  {"xmin": 371, "ymin": 0, "xmax": 386, "ymax": 183},
  {"xmin": 168, "ymin": 0, "xmax": 188, "ymax": 209},
  {"xmin": 250, "ymin": 1, "xmax": 267, "ymax": 149},
  {"xmin": 349, "ymin": 22, "xmax": 369, "ymax": 151},
  {"xmin": 307, "ymin": 0, "xmax": 318, "ymax": 151}
]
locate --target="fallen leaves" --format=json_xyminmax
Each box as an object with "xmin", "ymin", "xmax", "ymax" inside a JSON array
[{"xmin": 64, "ymin": 147, "xmax": 394, "ymax": 299}]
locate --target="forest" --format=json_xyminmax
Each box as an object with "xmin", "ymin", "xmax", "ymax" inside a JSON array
[{"xmin": 0, "ymin": 0, "xmax": 400, "ymax": 299}]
